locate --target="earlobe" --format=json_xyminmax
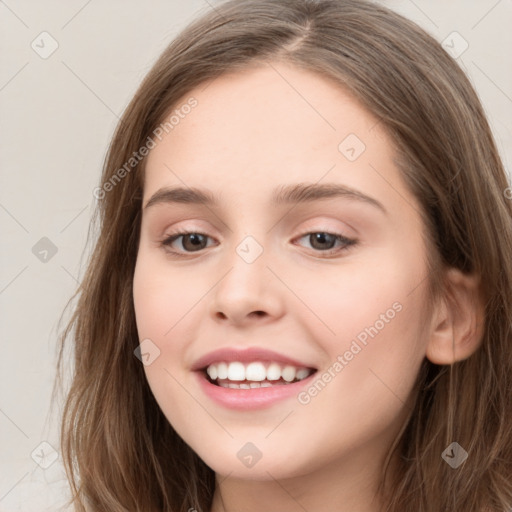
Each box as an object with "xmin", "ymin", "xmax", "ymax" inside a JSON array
[{"xmin": 425, "ymin": 268, "xmax": 485, "ymax": 365}]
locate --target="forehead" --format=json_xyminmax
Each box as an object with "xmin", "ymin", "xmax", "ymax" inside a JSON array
[{"xmin": 142, "ymin": 62, "xmax": 409, "ymax": 214}]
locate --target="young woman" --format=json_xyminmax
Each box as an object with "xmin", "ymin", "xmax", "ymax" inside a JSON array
[{"xmin": 55, "ymin": 0, "xmax": 512, "ymax": 510}]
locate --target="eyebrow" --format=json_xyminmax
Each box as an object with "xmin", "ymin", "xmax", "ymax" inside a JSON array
[{"xmin": 143, "ymin": 182, "xmax": 387, "ymax": 215}]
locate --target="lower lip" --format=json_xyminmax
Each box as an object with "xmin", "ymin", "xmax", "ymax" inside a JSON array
[{"xmin": 194, "ymin": 370, "xmax": 317, "ymax": 410}]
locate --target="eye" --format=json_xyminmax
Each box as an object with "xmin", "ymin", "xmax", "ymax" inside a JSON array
[
  {"xmin": 294, "ymin": 231, "xmax": 358, "ymax": 257},
  {"xmin": 159, "ymin": 229, "xmax": 358, "ymax": 258},
  {"xmin": 160, "ymin": 229, "xmax": 215, "ymax": 256}
]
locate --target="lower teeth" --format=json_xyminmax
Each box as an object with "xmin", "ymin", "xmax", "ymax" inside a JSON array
[{"xmin": 214, "ymin": 378, "xmax": 298, "ymax": 389}]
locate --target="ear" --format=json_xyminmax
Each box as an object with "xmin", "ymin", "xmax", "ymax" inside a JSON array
[{"xmin": 425, "ymin": 267, "xmax": 485, "ymax": 365}]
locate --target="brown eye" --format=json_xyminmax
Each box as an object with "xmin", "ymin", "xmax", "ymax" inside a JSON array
[
  {"xmin": 295, "ymin": 231, "xmax": 357, "ymax": 256},
  {"xmin": 161, "ymin": 231, "xmax": 214, "ymax": 254},
  {"xmin": 160, "ymin": 229, "xmax": 357, "ymax": 258},
  {"xmin": 307, "ymin": 232, "xmax": 337, "ymax": 250}
]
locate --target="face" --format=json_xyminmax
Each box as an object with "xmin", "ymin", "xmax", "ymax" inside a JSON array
[{"xmin": 133, "ymin": 61, "xmax": 433, "ymax": 483}]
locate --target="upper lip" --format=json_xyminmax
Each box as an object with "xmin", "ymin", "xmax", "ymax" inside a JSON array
[{"xmin": 191, "ymin": 347, "xmax": 317, "ymax": 371}]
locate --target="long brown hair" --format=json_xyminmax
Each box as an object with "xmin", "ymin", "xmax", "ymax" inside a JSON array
[{"xmin": 53, "ymin": 0, "xmax": 512, "ymax": 510}]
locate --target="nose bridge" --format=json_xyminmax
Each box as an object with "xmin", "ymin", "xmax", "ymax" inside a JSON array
[
  {"xmin": 209, "ymin": 228, "xmax": 283, "ymax": 323},
  {"xmin": 220, "ymin": 232, "xmax": 269, "ymax": 297},
  {"xmin": 224, "ymin": 207, "xmax": 273, "ymax": 273}
]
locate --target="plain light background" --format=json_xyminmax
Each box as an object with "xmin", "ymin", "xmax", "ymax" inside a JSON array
[{"xmin": 1, "ymin": 0, "xmax": 511, "ymax": 510}]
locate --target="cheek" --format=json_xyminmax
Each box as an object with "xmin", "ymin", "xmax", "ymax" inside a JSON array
[
  {"xmin": 289, "ymin": 269, "xmax": 429, "ymax": 471},
  {"xmin": 299, "ymin": 249, "xmax": 426, "ymax": 351},
  {"xmin": 132, "ymin": 251, "xmax": 201, "ymax": 343},
  {"xmin": 308, "ymin": 245, "xmax": 429, "ymax": 395},
  {"xmin": 132, "ymin": 259, "xmax": 186, "ymax": 401},
  {"xmin": 132, "ymin": 253, "xmax": 208, "ymax": 414},
  {"xmin": 132, "ymin": 265, "xmax": 192, "ymax": 434},
  {"xmin": 314, "ymin": 260, "xmax": 428, "ymax": 416}
]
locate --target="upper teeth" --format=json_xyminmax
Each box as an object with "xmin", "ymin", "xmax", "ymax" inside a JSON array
[{"xmin": 206, "ymin": 361, "xmax": 313, "ymax": 382}]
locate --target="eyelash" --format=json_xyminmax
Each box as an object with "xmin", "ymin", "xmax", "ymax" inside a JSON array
[{"xmin": 159, "ymin": 228, "xmax": 358, "ymax": 258}]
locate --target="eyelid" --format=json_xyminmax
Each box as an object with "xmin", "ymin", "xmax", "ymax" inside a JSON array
[{"xmin": 296, "ymin": 216, "xmax": 358, "ymax": 238}]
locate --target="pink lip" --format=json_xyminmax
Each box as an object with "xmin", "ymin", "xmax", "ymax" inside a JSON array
[
  {"xmin": 190, "ymin": 346, "xmax": 316, "ymax": 371},
  {"xmin": 194, "ymin": 370, "xmax": 317, "ymax": 410}
]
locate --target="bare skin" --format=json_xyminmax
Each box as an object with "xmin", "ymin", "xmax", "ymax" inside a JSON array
[{"xmin": 132, "ymin": 61, "xmax": 484, "ymax": 512}]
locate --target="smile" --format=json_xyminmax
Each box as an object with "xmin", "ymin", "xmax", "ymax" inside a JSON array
[
  {"xmin": 191, "ymin": 346, "xmax": 318, "ymax": 409},
  {"xmin": 205, "ymin": 361, "xmax": 315, "ymax": 388},
  {"xmin": 195, "ymin": 361, "xmax": 318, "ymax": 410}
]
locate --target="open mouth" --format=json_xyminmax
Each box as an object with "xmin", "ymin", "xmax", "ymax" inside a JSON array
[{"xmin": 202, "ymin": 361, "xmax": 318, "ymax": 389}]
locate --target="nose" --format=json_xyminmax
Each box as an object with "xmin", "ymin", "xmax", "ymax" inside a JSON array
[{"xmin": 209, "ymin": 243, "xmax": 285, "ymax": 326}]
